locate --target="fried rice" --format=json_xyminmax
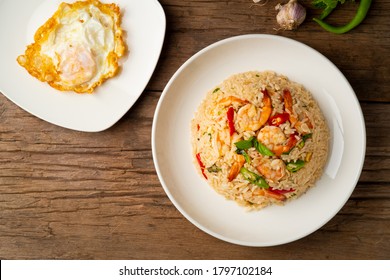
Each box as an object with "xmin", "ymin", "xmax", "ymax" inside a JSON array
[{"xmin": 191, "ymin": 71, "xmax": 329, "ymax": 210}]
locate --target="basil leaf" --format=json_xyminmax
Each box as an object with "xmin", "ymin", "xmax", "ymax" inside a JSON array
[
  {"xmin": 207, "ymin": 164, "xmax": 221, "ymax": 173},
  {"xmin": 254, "ymin": 139, "xmax": 275, "ymax": 156},
  {"xmin": 286, "ymin": 160, "xmax": 305, "ymax": 172},
  {"xmin": 302, "ymin": 133, "xmax": 313, "ymax": 141},
  {"xmin": 234, "ymin": 137, "xmax": 254, "ymax": 150}
]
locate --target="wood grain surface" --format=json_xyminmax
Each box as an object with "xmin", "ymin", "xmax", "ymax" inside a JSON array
[{"xmin": 1, "ymin": 0, "xmax": 389, "ymax": 260}]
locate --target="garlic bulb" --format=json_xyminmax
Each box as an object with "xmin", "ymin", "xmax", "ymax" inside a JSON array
[{"xmin": 275, "ymin": 0, "xmax": 306, "ymax": 30}]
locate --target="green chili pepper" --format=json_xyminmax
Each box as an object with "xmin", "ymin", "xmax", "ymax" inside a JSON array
[
  {"xmin": 319, "ymin": 6, "xmax": 337, "ymax": 20},
  {"xmin": 297, "ymin": 133, "xmax": 313, "ymax": 149},
  {"xmin": 286, "ymin": 160, "xmax": 306, "ymax": 173},
  {"xmin": 313, "ymin": 0, "xmax": 372, "ymax": 34},
  {"xmin": 297, "ymin": 141, "xmax": 305, "ymax": 150},
  {"xmin": 254, "ymin": 140, "xmax": 275, "ymax": 156},
  {"xmin": 312, "ymin": 0, "xmax": 346, "ymax": 20},
  {"xmin": 240, "ymin": 167, "xmax": 269, "ymax": 189}
]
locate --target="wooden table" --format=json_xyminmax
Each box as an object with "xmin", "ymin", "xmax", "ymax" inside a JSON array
[{"xmin": 1, "ymin": 0, "xmax": 389, "ymax": 260}]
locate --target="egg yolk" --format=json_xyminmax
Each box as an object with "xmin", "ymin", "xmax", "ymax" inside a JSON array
[{"xmin": 58, "ymin": 44, "xmax": 97, "ymax": 86}]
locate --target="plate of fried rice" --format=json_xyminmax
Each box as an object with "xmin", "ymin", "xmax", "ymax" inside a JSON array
[{"xmin": 152, "ymin": 34, "xmax": 366, "ymax": 246}]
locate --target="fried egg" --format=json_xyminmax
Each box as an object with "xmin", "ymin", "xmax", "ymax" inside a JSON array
[{"xmin": 17, "ymin": 0, "xmax": 126, "ymax": 94}]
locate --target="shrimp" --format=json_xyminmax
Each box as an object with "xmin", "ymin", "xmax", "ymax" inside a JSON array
[
  {"xmin": 284, "ymin": 89, "xmax": 312, "ymax": 135},
  {"xmin": 219, "ymin": 89, "xmax": 272, "ymax": 134},
  {"xmin": 215, "ymin": 130, "xmax": 241, "ymax": 156},
  {"xmin": 227, "ymin": 154, "xmax": 246, "ymax": 182},
  {"xmin": 256, "ymin": 158, "xmax": 286, "ymax": 182},
  {"xmin": 258, "ymin": 89, "xmax": 272, "ymax": 128},
  {"xmin": 273, "ymin": 135, "xmax": 297, "ymax": 156},
  {"xmin": 257, "ymin": 126, "xmax": 286, "ymax": 150},
  {"xmin": 252, "ymin": 188, "xmax": 286, "ymax": 201},
  {"xmin": 283, "ymin": 89, "xmax": 297, "ymax": 125},
  {"xmin": 257, "ymin": 126, "xmax": 298, "ymax": 156},
  {"xmin": 235, "ymin": 103, "xmax": 262, "ymax": 132},
  {"xmin": 234, "ymin": 89, "xmax": 272, "ymax": 133},
  {"xmin": 218, "ymin": 96, "xmax": 247, "ymax": 107}
]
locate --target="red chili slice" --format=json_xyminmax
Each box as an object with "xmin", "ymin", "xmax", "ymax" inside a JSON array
[
  {"xmin": 226, "ymin": 106, "xmax": 235, "ymax": 136},
  {"xmin": 269, "ymin": 113, "xmax": 290, "ymax": 126},
  {"xmin": 196, "ymin": 153, "xmax": 208, "ymax": 179},
  {"xmin": 269, "ymin": 187, "xmax": 295, "ymax": 194}
]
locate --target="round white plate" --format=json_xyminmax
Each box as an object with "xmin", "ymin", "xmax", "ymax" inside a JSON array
[
  {"xmin": 152, "ymin": 34, "xmax": 366, "ymax": 246},
  {"xmin": 0, "ymin": 0, "xmax": 165, "ymax": 132}
]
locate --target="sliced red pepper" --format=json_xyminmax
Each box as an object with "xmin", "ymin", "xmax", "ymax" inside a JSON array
[
  {"xmin": 226, "ymin": 106, "xmax": 235, "ymax": 136},
  {"xmin": 268, "ymin": 113, "xmax": 290, "ymax": 126},
  {"xmin": 269, "ymin": 187, "xmax": 295, "ymax": 194},
  {"xmin": 196, "ymin": 153, "xmax": 208, "ymax": 179}
]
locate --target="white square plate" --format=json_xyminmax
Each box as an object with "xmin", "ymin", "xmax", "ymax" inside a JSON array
[{"xmin": 0, "ymin": 0, "xmax": 166, "ymax": 132}]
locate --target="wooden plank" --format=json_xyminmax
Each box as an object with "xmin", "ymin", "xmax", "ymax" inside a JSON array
[{"xmin": 0, "ymin": 0, "xmax": 389, "ymax": 260}]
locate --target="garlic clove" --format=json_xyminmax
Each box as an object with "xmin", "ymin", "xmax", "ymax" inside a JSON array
[{"xmin": 275, "ymin": 0, "xmax": 306, "ymax": 31}]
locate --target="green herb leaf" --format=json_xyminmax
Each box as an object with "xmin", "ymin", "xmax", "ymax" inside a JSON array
[
  {"xmin": 234, "ymin": 137, "xmax": 254, "ymax": 150},
  {"xmin": 302, "ymin": 133, "xmax": 313, "ymax": 141},
  {"xmin": 286, "ymin": 160, "xmax": 305, "ymax": 173},
  {"xmin": 312, "ymin": 0, "xmax": 347, "ymax": 20},
  {"xmin": 212, "ymin": 87, "xmax": 220, "ymax": 93},
  {"xmin": 207, "ymin": 164, "xmax": 221, "ymax": 173}
]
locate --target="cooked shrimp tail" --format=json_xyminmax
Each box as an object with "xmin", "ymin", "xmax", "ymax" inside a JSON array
[
  {"xmin": 272, "ymin": 134, "xmax": 298, "ymax": 156},
  {"xmin": 258, "ymin": 89, "xmax": 272, "ymax": 128},
  {"xmin": 228, "ymin": 154, "xmax": 245, "ymax": 181},
  {"xmin": 253, "ymin": 188, "xmax": 286, "ymax": 201},
  {"xmin": 218, "ymin": 96, "xmax": 248, "ymax": 107},
  {"xmin": 284, "ymin": 89, "xmax": 312, "ymax": 135}
]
